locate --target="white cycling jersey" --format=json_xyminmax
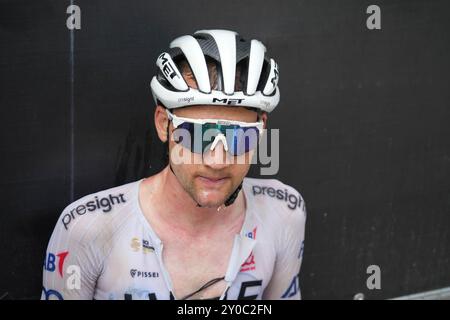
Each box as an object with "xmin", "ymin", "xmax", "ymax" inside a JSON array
[{"xmin": 41, "ymin": 177, "xmax": 306, "ymax": 300}]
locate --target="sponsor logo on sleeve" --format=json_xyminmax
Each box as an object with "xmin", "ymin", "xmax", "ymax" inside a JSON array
[
  {"xmin": 43, "ymin": 251, "xmax": 69, "ymax": 277},
  {"xmin": 252, "ymin": 185, "xmax": 303, "ymax": 210},
  {"xmin": 61, "ymin": 193, "xmax": 126, "ymax": 230}
]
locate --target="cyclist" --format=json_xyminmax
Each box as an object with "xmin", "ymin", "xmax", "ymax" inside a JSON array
[{"xmin": 42, "ymin": 29, "xmax": 306, "ymax": 300}]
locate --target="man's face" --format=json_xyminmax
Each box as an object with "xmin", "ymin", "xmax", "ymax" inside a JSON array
[{"xmin": 163, "ymin": 105, "xmax": 265, "ymax": 208}]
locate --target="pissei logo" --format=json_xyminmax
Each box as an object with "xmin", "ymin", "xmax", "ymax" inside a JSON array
[{"xmin": 129, "ymin": 269, "xmax": 159, "ymax": 278}]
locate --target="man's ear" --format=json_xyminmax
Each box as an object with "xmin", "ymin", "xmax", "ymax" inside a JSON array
[
  {"xmin": 154, "ymin": 105, "xmax": 169, "ymax": 142},
  {"xmin": 260, "ymin": 111, "xmax": 268, "ymax": 129}
]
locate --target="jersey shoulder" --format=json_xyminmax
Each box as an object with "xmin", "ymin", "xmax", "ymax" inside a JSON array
[
  {"xmin": 54, "ymin": 179, "xmax": 141, "ymax": 246},
  {"xmin": 243, "ymin": 177, "xmax": 306, "ymax": 212},
  {"xmin": 243, "ymin": 177, "xmax": 307, "ymax": 226}
]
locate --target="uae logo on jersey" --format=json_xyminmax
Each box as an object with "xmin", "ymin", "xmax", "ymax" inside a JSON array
[{"xmin": 240, "ymin": 227, "xmax": 257, "ymax": 272}]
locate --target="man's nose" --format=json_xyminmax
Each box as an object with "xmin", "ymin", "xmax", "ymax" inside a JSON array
[{"xmin": 203, "ymin": 138, "xmax": 231, "ymax": 170}]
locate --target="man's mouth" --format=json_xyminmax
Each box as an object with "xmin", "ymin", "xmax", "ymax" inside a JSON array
[{"xmin": 197, "ymin": 175, "xmax": 229, "ymax": 187}]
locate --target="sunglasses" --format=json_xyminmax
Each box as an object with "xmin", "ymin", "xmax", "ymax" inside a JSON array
[{"xmin": 166, "ymin": 109, "xmax": 264, "ymax": 156}]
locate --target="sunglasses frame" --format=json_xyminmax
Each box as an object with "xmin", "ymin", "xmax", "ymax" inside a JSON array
[
  {"xmin": 166, "ymin": 109, "xmax": 264, "ymax": 132},
  {"xmin": 165, "ymin": 109, "xmax": 264, "ymax": 155}
]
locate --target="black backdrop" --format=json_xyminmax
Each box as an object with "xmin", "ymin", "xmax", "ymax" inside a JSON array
[{"xmin": 1, "ymin": 0, "xmax": 449, "ymax": 299}]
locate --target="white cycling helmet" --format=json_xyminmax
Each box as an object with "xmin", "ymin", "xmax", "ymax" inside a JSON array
[{"xmin": 150, "ymin": 29, "xmax": 280, "ymax": 113}]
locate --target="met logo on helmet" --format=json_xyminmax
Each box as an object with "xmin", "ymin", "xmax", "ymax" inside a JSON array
[
  {"xmin": 212, "ymin": 97, "xmax": 245, "ymax": 105},
  {"xmin": 270, "ymin": 63, "xmax": 279, "ymax": 87},
  {"xmin": 158, "ymin": 53, "xmax": 179, "ymax": 80}
]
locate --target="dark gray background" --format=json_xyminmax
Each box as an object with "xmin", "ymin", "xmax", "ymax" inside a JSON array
[{"xmin": 0, "ymin": 0, "xmax": 449, "ymax": 299}]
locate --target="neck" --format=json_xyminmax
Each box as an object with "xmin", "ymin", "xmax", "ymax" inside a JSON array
[{"xmin": 149, "ymin": 166, "xmax": 246, "ymax": 236}]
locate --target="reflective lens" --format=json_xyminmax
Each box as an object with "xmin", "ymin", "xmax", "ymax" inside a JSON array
[
  {"xmin": 225, "ymin": 125, "xmax": 260, "ymax": 156},
  {"xmin": 172, "ymin": 122, "xmax": 260, "ymax": 156}
]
